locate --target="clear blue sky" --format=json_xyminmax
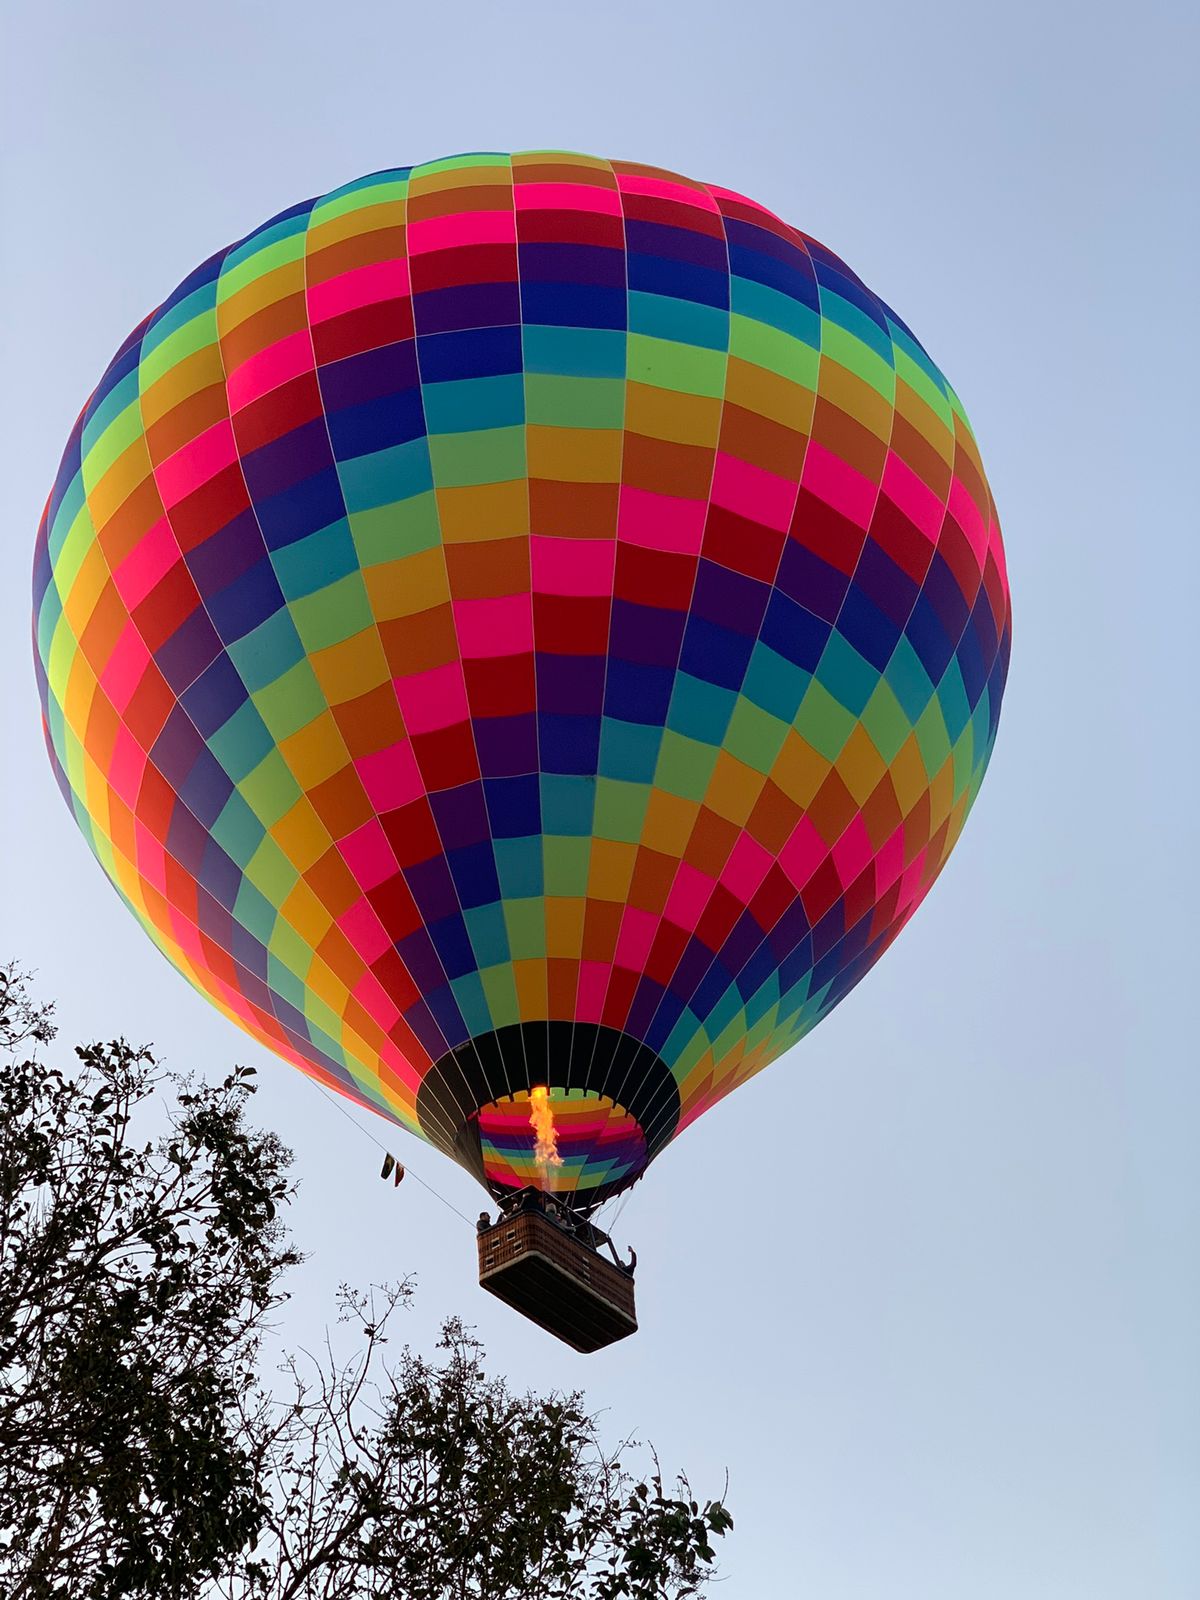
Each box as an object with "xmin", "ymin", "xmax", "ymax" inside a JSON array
[{"xmin": 2, "ymin": 2, "xmax": 1196, "ymax": 1594}]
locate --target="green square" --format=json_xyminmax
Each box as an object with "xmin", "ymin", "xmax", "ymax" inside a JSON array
[
  {"xmin": 626, "ymin": 334, "xmax": 726, "ymax": 398},
  {"xmin": 252, "ymin": 659, "xmax": 326, "ymax": 743},
  {"xmin": 290, "ymin": 572, "xmax": 373, "ymax": 653},
  {"xmin": 795, "ymin": 680, "xmax": 856, "ymax": 762},
  {"xmin": 728, "ymin": 314, "xmax": 819, "ymax": 387},
  {"xmin": 525, "ymin": 374, "xmax": 625, "ymax": 428},
  {"xmin": 653, "ymin": 730, "xmax": 720, "ymax": 801},
  {"xmin": 479, "ymin": 963, "xmax": 520, "ymax": 1027},
  {"xmin": 543, "ymin": 835, "xmax": 590, "ymax": 895},
  {"xmin": 351, "ymin": 490, "xmax": 441, "ymax": 565},
  {"xmin": 861, "ymin": 679, "xmax": 912, "ymax": 765},
  {"xmin": 239, "ymin": 750, "xmax": 301, "ymax": 828},
  {"xmin": 267, "ymin": 914, "xmax": 310, "ymax": 975},
  {"xmin": 503, "ymin": 897, "xmax": 546, "ymax": 959},
  {"xmin": 723, "ymin": 698, "xmax": 789, "ymax": 774},
  {"xmin": 592, "ymin": 777, "xmax": 650, "ymax": 843},
  {"xmin": 914, "ymin": 699, "xmax": 952, "ymax": 778},
  {"xmin": 427, "ymin": 425, "xmax": 526, "ymax": 487}
]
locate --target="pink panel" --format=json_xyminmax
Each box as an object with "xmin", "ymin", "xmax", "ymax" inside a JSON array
[
  {"xmin": 664, "ymin": 861, "xmax": 715, "ymax": 929},
  {"xmin": 531, "ymin": 534, "xmax": 614, "ymax": 595},
  {"xmin": 710, "ymin": 451, "xmax": 798, "ymax": 532},
  {"xmin": 393, "ymin": 662, "xmax": 470, "ymax": 734},
  {"xmin": 779, "ymin": 815, "xmax": 827, "ymax": 889},
  {"xmin": 307, "ymin": 258, "xmax": 410, "ymax": 323},
  {"xmin": 112, "ymin": 516, "xmax": 179, "ymax": 609},
  {"xmin": 453, "ymin": 592, "xmax": 534, "ymax": 658},
  {"xmin": 154, "ymin": 419, "xmax": 238, "ymax": 508},
  {"xmin": 617, "ymin": 485, "xmax": 707, "ymax": 554},
  {"xmin": 881, "ymin": 450, "xmax": 945, "ymax": 542},
  {"xmin": 99, "ymin": 624, "xmax": 153, "ymax": 713},
  {"xmin": 721, "ymin": 831, "xmax": 774, "ymax": 901},
  {"xmin": 514, "ymin": 182, "xmax": 623, "ymax": 215},
  {"xmin": 801, "ymin": 440, "xmax": 878, "ymax": 529},
  {"xmin": 339, "ymin": 894, "xmax": 394, "ymax": 962},
  {"xmin": 353, "ymin": 743, "xmax": 424, "ymax": 815},
  {"xmin": 407, "ymin": 210, "xmax": 516, "ymax": 254},
  {"xmin": 616, "ymin": 174, "xmax": 720, "ymax": 212},
  {"xmin": 337, "ymin": 814, "xmax": 401, "ymax": 889},
  {"xmin": 225, "ymin": 331, "xmax": 315, "ymax": 412}
]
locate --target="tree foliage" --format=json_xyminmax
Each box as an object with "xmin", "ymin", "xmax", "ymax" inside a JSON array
[
  {"xmin": 0, "ymin": 965, "xmax": 731, "ymax": 1599},
  {"xmin": 0, "ymin": 963, "xmax": 298, "ymax": 1598}
]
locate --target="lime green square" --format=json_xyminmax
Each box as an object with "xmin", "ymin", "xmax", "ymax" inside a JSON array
[
  {"xmin": 914, "ymin": 699, "xmax": 952, "ymax": 778},
  {"xmin": 525, "ymin": 374, "xmax": 625, "ymax": 428},
  {"xmin": 503, "ymin": 898, "xmax": 546, "ymax": 960},
  {"xmin": 350, "ymin": 491, "xmax": 441, "ymax": 566},
  {"xmin": 543, "ymin": 835, "xmax": 590, "ymax": 895},
  {"xmin": 861, "ymin": 680, "xmax": 912, "ymax": 765},
  {"xmin": 653, "ymin": 730, "xmax": 720, "ymax": 801},
  {"xmin": 794, "ymin": 681, "xmax": 856, "ymax": 763},
  {"xmin": 239, "ymin": 749, "xmax": 302, "ymax": 828},
  {"xmin": 479, "ymin": 964, "xmax": 520, "ymax": 1028},
  {"xmin": 427, "ymin": 425, "xmax": 526, "ymax": 487},
  {"xmin": 729, "ymin": 314, "xmax": 819, "ymax": 387},
  {"xmin": 267, "ymin": 913, "xmax": 310, "ymax": 975},
  {"xmin": 626, "ymin": 334, "xmax": 726, "ymax": 398},
  {"xmin": 252, "ymin": 659, "xmax": 326, "ymax": 743},
  {"xmin": 290, "ymin": 572, "xmax": 373, "ymax": 653},
  {"xmin": 723, "ymin": 699, "xmax": 789, "ymax": 774},
  {"xmin": 592, "ymin": 778, "xmax": 650, "ymax": 843}
]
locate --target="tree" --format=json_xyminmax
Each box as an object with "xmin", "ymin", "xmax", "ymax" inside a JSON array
[
  {"xmin": 0, "ymin": 965, "xmax": 731, "ymax": 1600},
  {"xmin": 0, "ymin": 963, "xmax": 298, "ymax": 1598}
]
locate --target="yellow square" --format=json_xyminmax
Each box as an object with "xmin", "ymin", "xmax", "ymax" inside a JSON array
[
  {"xmin": 513, "ymin": 958, "xmax": 548, "ymax": 1017},
  {"xmin": 438, "ymin": 480, "xmax": 529, "ymax": 542},
  {"xmin": 625, "ymin": 382, "xmax": 721, "ymax": 447},
  {"xmin": 527, "ymin": 425, "xmax": 623, "ymax": 483},
  {"xmin": 279, "ymin": 878, "xmax": 332, "ymax": 949},
  {"xmin": 280, "ymin": 712, "xmax": 348, "ymax": 791},
  {"xmin": 310, "ymin": 626, "xmax": 390, "ymax": 705},
  {"xmin": 772, "ymin": 730, "xmax": 829, "ymax": 809},
  {"xmin": 725, "ymin": 357, "xmax": 815, "ymax": 432},
  {"xmin": 363, "ymin": 547, "xmax": 448, "ymax": 620},
  {"xmin": 545, "ymin": 896, "xmax": 586, "ymax": 956},
  {"xmin": 836, "ymin": 724, "xmax": 887, "ymax": 808},
  {"xmin": 641, "ymin": 789, "xmax": 699, "ymax": 854},
  {"xmin": 705, "ymin": 750, "xmax": 765, "ymax": 826},
  {"xmin": 87, "ymin": 437, "xmax": 153, "ymax": 536},
  {"xmin": 587, "ymin": 839, "xmax": 637, "ymax": 901},
  {"xmin": 272, "ymin": 796, "xmax": 333, "ymax": 874},
  {"xmin": 889, "ymin": 735, "xmax": 929, "ymax": 817}
]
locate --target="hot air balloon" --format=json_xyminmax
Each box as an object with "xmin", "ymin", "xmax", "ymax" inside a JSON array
[{"xmin": 33, "ymin": 151, "xmax": 1010, "ymax": 1350}]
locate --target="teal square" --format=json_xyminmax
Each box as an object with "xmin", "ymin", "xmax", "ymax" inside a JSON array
[
  {"xmin": 540, "ymin": 774, "xmax": 595, "ymax": 836},
  {"xmin": 494, "ymin": 836, "xmax": 543, "ymax": 897},
  {"xmin": 667, "ymin": 673, "xmax": 736, "ymax": 746},
  {"xmin": 598, "ymin": 718, "xmax": 663, "ymax": 783}
]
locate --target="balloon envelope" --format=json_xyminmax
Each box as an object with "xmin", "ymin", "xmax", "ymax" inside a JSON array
[{"xmin": 33, "ymin": 152, "xmax": 1010, "ymax": 1211}]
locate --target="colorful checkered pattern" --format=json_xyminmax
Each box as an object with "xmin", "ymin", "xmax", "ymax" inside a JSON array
[
  {"xmin": 33, "ymin": 151, "xmax": 1010, "ymax": 1209},
  {"xmin": 478, "ymin": 1089, "xmax": 646, "ymax": 1197}
]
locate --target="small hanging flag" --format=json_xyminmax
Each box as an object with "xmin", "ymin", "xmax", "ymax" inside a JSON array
[
  {"xmin": 393, "ymin": 1163, "xmax": 405, "ymax": 1187},
  {"xmin": 380, "ymin": 1152, "xmax": 395, "ymax": 1181}
]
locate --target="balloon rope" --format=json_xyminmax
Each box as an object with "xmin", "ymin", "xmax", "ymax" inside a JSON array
[{"xmin": 309, "ymin": 1080, "xmax": 475, "ymax": 1228}]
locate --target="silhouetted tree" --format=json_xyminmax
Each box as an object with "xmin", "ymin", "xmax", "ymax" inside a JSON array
[{"xmin": 0, "ymin": 965, "xmax": 731, "ymax": 1600}]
